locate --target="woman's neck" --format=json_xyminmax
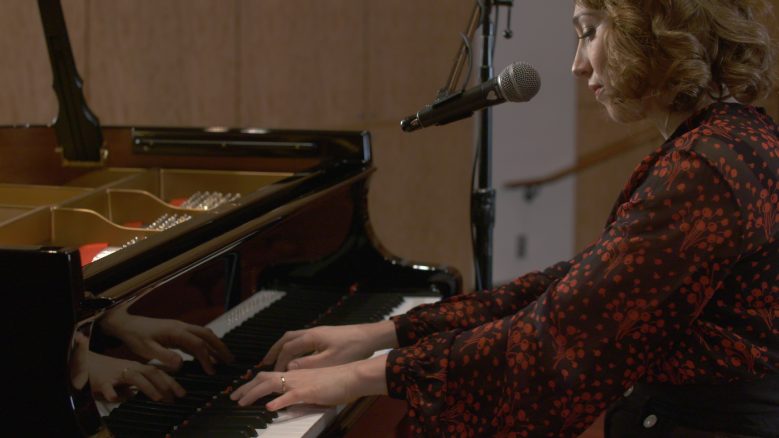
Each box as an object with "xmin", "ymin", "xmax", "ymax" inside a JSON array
[
  {"xmin": 649, "ymin": 97, "xmax": 739, "ymax": 140},
  {"xmin": 652, "ymin": 108, "xmax": 694, "ymax": 140}
]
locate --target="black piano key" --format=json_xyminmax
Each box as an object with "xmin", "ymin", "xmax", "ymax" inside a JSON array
[
  {"xmin": 173, "ymin": 424, "xmax": 256, "ymax": 437},
  {"xmin": 103, "ymin": 415, "xmax": 173, "ymax": 435},
  {"xmin": 177, "ymin": 361, "xmax": 252, "ymax": 377},
  {"xmin": 175, "ymin": 377, "xmax": 235, "ymax": 393},
  {"xmin": 185, "ymin": 414, "xmax": 267, "ymax": 431},
  {"xmin": 108, "ymin": 409, "xmax": 185, "ymax": 426},
  {"xmin": 103, "ymin": 422, "xmax": 162, "ymax": 438},
  {"xmin": 119, "ymin": 398, "xmax": 198, "ymax": 413}
]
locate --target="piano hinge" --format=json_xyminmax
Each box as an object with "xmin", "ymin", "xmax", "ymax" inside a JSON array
[{"xmin": 56, "ymin": 146, "xmax": 109, "ymax": 167}]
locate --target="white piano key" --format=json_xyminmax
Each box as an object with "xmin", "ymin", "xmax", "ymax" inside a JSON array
[{"xmin": 206, "ymin": 290, "xmax": 286, "ymax": 337}]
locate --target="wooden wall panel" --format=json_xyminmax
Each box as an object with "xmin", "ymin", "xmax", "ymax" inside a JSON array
[
  {"xmin": 238, "ymin": 0, "xmax": 475, "ymax": 285},
  {"xmin": 364, "ymin": 1, "xmax": 474, "ymax": 122},
  {"xmin": 239, "ymin": 0, "xmax": 367, "ymax": 129},
  {"xmin": 365, "ymin": 1, "xmax": 475, "ymax": 285},
  {"xmin": 368, "ymin": 122, "xmax": 474, "ymax": 283},
  {"xmin": 0, "ymin": 0, "xmax": 86, "ymax": 125},
  {"xmin": 86, "ymin": 0, "xmax": 238, "ymax": 126}
]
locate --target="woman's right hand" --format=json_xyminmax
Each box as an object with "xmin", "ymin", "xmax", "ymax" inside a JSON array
[{"xmin": 263, "ymin": 320, "xmax": 397, "ymax": 371}]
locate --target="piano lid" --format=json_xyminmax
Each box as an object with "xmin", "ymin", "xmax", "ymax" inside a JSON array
[{"xmin": 37, "ymin": 0, "xmax": 105, "ymax": 165}]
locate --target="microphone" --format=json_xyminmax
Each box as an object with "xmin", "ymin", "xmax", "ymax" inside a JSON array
[{"xmin": 400, "ymin": 62, "xmax": 541, "ymax": 132}]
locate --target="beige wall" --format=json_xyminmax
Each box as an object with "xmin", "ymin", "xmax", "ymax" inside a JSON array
[
  {"xmin": 575, "ymin": 3, "xmax": 779, "ymax": 249},
  {"xmin": 0, "ymin": 0, "xmax": 475, "ymax": 286}
]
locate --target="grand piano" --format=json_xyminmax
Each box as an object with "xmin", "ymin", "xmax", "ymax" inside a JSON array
[{"xmin": 1, "ymin": 1, "xmax": 461, "ymax": 436}]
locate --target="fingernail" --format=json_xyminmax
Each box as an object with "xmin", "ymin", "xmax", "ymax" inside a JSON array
[{"xmin": 288, "ymin": 362, "xmax": 298, "ymax": 370}]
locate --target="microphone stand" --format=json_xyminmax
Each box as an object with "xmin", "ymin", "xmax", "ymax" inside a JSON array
[
  {"xmin": 473, "ymin": 0, "xmax": 496, "ymax": 291},
  {"xmin": 417, "ymin": 0, "xmax": 513, "ymax": 290}
]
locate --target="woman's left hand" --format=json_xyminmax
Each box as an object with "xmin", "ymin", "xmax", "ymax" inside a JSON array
[{"xmin": 230, "ymin": 355, "xmax": 389, "ymax": 411}]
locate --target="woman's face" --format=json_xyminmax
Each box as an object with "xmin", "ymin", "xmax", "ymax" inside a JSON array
[{"xmin": 572, "ymin": 5, "xmax": 616, "ymax": 119}]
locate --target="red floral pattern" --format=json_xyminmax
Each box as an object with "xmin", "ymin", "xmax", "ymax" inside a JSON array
[{"xmin": 386, "ymin": 103, "xmax": 779, "ymax": 437}]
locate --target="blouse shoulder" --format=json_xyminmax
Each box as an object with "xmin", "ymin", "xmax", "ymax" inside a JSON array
[{"xmin": 664, "ymin": 102, "xmax": 779, "ymax": 252}]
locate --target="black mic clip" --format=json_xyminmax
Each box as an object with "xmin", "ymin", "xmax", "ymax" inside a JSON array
[{"xmin": 400, "ymin": 90, "xmax": 473, "ymax": 133}]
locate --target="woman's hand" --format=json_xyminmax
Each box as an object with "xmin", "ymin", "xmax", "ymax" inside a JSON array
[
  {"xmin": 230, "ymin": 355, "xmax": 388, "ymax": 410},
  {"xmin": 87, "ymin": 351, "xmax": 186, "ymax": 402},
  {"xmin": 100, "ymin": 309, "xmax": 233, "ymax": 375},
  {"xmin": 262, "ymin": 321, "xmax": 397, "ymax": 371}
]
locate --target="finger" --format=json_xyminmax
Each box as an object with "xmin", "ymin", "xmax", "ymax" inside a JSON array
[
  {"xmin": 174, "ymin": 331, "xmax": 216, "ymax": 375},
  {"xmin": 262, "ymin": 331, "xmax": 302, "ymax": 366},
  {"xmin": 230, "ymin": 372, "xmax": 268, "ymax": 400},
  {"xmin": 145, "ymin": 341, "xmax": 183, "ymax": 370},
  {"xmin": 125, "ymin": 369, "xmax": 164, "ymax": 402},
  {"xmin": 288, "ymin": 351, "xmax": 331, "ymax": 370},
  {"xmin": 74, "ymin": 331, "xmax": 89, "ymax": 346},
  {"xmin": 266, "ymin": 390, "xmax": 301, "ymax": 411},
  {"xmin": 229, "ymin": 380, "xmax": 252, "ymax": 401},
  {"xmin": 143, "ymin": 367, "xmax": 186, "ymax": 399},
  {"xmin": 275, "ymin": 335, "xmax": 316, "ymax": 371},
  {"xmin": 100, "ymin": 382, "xmax": 119, "ymax": 402},
  {"xmin": 188, "ymin": 326, "xmax": 234, "ymax": 364},
  {"xmin": 236, "ymin": 376, "xmax": 279, "ymax": 406}
]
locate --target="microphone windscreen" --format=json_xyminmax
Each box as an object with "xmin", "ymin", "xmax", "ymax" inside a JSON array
[{"xmin": 498, "ymin": 62, "xmax": 541, "ymax": 102}]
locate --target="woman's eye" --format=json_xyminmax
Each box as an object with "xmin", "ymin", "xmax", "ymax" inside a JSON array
[{"xmin": 579, "ymin": 28, "xmax": 596, "ymax": 41}]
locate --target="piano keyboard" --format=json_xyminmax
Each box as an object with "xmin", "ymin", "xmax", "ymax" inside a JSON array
[{"xmin": 101, "ymin": 288, "xmax": 438, "ymax": 437}]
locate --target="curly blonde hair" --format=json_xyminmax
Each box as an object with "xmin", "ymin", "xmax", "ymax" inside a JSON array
[{"xmin": 577, "ymin": 0, "xmax": 777, "ymax": 118}]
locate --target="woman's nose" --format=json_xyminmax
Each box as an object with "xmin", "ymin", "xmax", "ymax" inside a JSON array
[{"xmin": 571, "ymin": 47, "xmax": 592, "ymax": 78}]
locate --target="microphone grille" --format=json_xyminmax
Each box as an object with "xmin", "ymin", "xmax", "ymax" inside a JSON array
[{"xmin": 498, "ymin": 62, "xmax": 541, "ymax": 102}]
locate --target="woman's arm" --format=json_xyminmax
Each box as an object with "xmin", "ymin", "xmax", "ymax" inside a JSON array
[
  {"xmin": 392, "ymin": 257, "xmax": 584, "ymax": 347},
  {"xmin": 260, "ymin": 258, "xmax": 583, "ymax": 371}
]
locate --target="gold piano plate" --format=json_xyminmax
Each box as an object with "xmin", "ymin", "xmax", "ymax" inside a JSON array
[
  {"xmin": 109, "ymin": 168, "xmax": 292, "ymax": 204},
  {"xmin": 0, "ymin": 167, "xmax": 293, "ymax": 259},
  {"xmin": 0, "ymin": 205, "xmax": 38, "ymax": 225},
  {"xmin": 64, "ymin": 168, "xmax": 146, "ymax": 188},
  {"xmin": 0, "ymin": 207, "xmax": 160, "ymax": 248},
  {"xmin": 0, "ymin": 183, "xmax": 91, "ymax": 205},
  {"xmin": 60, "ymin": 189, "xmax": 209, "ymax": 225}
]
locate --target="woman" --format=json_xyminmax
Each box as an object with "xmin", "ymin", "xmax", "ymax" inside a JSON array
[{"xmin": 231, "ymin": 1, "xmax": 779, "ymax": 436}]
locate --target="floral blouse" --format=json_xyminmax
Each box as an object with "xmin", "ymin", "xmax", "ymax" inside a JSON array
[{"xmin": 385, "ymin": 102, "xmax": 779, "ymax": 437}]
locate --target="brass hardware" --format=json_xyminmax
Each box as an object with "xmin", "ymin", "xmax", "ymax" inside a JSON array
[{"xmin": 56, "ymin": 147, "xmax": 109, "ymax": 168}]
